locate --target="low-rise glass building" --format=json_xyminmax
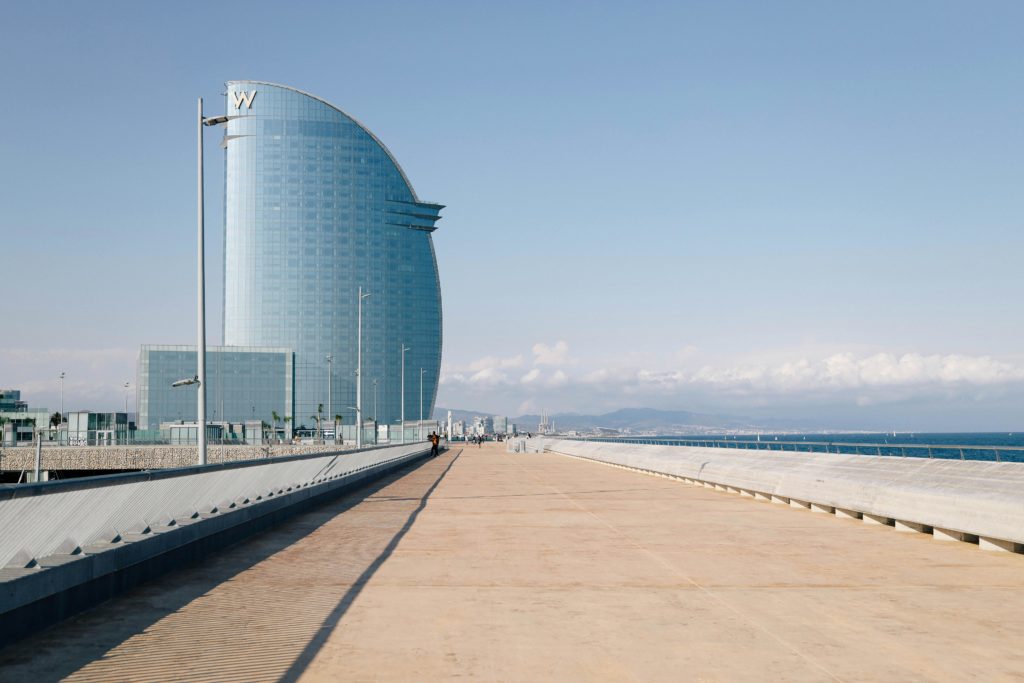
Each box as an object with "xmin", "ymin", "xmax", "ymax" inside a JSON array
[{"xmin": 137, "ymin": 345, "xmax": 294, "ymax": 432}]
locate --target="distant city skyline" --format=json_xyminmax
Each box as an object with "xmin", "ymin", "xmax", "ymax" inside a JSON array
[{"xmin": 2, "ymin": 1, "xmax": 1022, "ymax": 431}]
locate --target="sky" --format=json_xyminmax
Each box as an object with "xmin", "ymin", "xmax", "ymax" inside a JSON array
[{"xmin": 1, "ymin": 1, "xmax": 1022, "ymax": 430}]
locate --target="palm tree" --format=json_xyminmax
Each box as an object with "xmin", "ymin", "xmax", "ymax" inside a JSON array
[
  {"xmin": 271, "ymin": 410, "xmax": 281, "ymax": 442},
  {"xmin": 317, "ymin": 403, "xmax": 324, "ymax": 441}
]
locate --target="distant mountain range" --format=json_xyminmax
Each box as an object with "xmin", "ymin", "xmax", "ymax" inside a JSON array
[{"xmin": 433, "ymin": 406, "xmax": 827, "ymax": 435}]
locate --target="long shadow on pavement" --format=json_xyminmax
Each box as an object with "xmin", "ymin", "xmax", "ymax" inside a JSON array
[
  {"xmin": 279, "ymin": 450, "xmax": 462, "ymax": 682},
  {"xmin": 0, "ymin": 454, "xmax": 445, "ymax": 682}
]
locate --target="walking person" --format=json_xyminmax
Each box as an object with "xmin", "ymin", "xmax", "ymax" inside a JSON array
[{"xmin": 430, "ymin": 431, "xmax": 440, "ymax": 457}]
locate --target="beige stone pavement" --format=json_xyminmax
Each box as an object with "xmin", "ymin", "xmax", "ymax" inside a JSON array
[{"xmin": 2, "ymin": 443, "xmax": 1024, "ymax": 682}]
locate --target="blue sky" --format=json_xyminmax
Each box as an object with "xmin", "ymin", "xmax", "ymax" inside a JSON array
[{"xmin": 2, "ymin": 1, "xmax": 1022, "ymax": 429}]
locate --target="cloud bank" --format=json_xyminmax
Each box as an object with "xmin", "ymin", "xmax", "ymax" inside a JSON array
[{"xmin": 439, "ymin": 341, "xmax": 1024, "ymax": 429}]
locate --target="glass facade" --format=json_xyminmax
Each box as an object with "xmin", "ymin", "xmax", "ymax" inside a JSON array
[
  {"xmin": 221, "ymin": 81, "xmax": 443, "ymax": 432},
  {"xmin": 137, "ymin": 345, "xmax": 294, "ymax": 430}
]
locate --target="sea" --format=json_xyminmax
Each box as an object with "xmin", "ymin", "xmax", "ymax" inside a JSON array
[{"xmin": 616, "ymin": 432, "xmax": 1024, "ymax": 463}]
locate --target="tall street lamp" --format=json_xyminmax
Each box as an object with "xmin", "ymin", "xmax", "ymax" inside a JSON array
[
  {"xmin": 419, "ymin": 367, "xmax": 425, "ymax": 441},
  {"xmin": 123, "ymin": 381, "xmax": 130, "ymax": 444},
  {"xmin": 372, "ymin": 378, "xmax": 378, "ymax": 423},
  {"xmin": 400, "ymin": 344, "xmax": 409, "ymax": 445},
  {"xmin": 356, "ymin": 287, "xmax": 371, "ymax": 449},
  {"xmin": 197, "ymin": 98, "xmax": 232, "ymax": 466},
  {"xmin": 326, "ymin": 354, "xmax": 333, "ymax": 443},
  {"xmin": 59, "ymin": 371, "xmax": 65, "ymax": 420}
]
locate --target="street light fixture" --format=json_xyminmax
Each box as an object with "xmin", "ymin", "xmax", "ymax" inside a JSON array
[
  {"xmin": 400, "ymin": 344, "xmax": 409, "ymax": 445},
  {"xmin": 326, "ymin": 354, "xmax": 333, "ymax": 443},
  {"xmin": 172, "ymin": 375, "xmax": 201, "ymax": 448},
  {"xmin": 419, "ymin": 367, "xmax": 425, "ymax": 442},
  {"xmin": 196, "ymin": 99, "xmax": 238, "ymax": 466},
  {"xmin": 59, "ymin": 371, "xmax": 65, "ymax": 420},
  {"xmin": 355, "ymin": 287, "xmax": 371, "ymax": 449},
  {"xmin": 123, "ymin": 381, "xmax": 130, "ymax": 444}
]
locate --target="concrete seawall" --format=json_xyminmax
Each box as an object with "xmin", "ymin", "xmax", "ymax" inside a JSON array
[
  {"xmin": 0, "ymin": 443, "xmax": 354, "ymax": 473},
  {"xmin": 531, "ymin": 438, "xmax": 1024, "ymax": 553},
  {"xmin": 0, "ymin": 443, "xmax": 435, "ymax": 645}
]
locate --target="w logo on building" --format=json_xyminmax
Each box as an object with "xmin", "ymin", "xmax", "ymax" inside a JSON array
[{"xmin": 231, "ymin": 90, "xmax": 257, "ymax": 110}]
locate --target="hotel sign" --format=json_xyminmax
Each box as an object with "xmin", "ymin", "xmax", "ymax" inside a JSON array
[{"xmin": 231, "ymin": 90, "xmax": 257, "ymax": 110}]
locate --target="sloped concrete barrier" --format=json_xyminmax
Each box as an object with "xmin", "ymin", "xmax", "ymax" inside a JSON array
[
  {"xmin": 0, "ymin": 442, "xmax": 434, "ymax": 645},
  {"xmin": 529, "ymin": 438, "xmax": 1024, "ymax": 553}
]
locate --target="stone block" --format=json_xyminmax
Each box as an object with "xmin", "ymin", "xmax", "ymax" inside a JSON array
[
  {"xmin": 979, "ymin": 536, "xmax": 1023, "ymax": 553},
  {"xmin": 862, "ymin": 513, "xmax": 893, "ymax": 526},
  {"xmin": 932, "ymin": 527, "xmax": 977, "ymax": 543}
]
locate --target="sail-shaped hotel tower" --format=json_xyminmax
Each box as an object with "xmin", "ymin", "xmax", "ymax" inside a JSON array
[
  {"xmin": 222, "ymin": 81, "xmax": 443, "ymax": 433},
  {"xmin": 138, "ymin": 82, "xmax": 443, "ymax": 436}
]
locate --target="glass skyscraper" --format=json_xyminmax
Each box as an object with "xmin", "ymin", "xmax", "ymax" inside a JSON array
[{"xmin": 220, "ymin": 81, "xmax": 443, "ymax": 434}]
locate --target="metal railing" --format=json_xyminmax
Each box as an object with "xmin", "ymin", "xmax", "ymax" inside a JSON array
[{"xmin": 560, "ymin": 436, "xmax": 1024, "ymax": 463}]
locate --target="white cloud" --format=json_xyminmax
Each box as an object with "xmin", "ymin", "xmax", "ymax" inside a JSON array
[
  {"xmin": 468, "ymin": 354, "xmax": 524, "ymax": 372},
  {"xmin": 532, "ymin": 340, "xmax": 570, "ymax": 366},
  {"xmin": 548, "ymin": 370, "xmax": 569, "ymax": 387},
  {"xmin": 438, "ymin": 342, "xmax": 1024, "ymax": 423},
  {"xmin": 691, "ymin": 353, "xmax": 1024, "ymax": 392},
  {"xmin": 520, "ymin": 368, "xmax": 540, "ymax": 384}
]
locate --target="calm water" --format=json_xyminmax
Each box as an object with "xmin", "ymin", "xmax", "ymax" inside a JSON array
[
  {"xmin": 608, "ymin": 433, "xmax": 1024, "ymax": 463},
  {"xmin": 689, "ymin": 432, "xmax": 1024, "ymax": 447}
]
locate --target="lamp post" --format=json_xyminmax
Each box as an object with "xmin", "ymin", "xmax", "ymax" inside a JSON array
[
  {"xmin": 419, "ymin": 367, "xmax": 425, "ymax": 441},
  {"xmin": 356, "ymin": 287, "xmax": 371, "ymax": 449},
  {"xmin": 403, "ymin": 344, "xmax": 411, "ymax": 446},
  {"xmin": 123, "ymin": 381, "xmax": 130, "ymax": 445},
  {"xmin": 196, "ymin": 98, "xmax": 231, "ymax": 466},
  {"xmin": 326, "ymin": 354, "xmax": 333, "ymax": 443},
  {"xmin": 373, "ymin": 378, "xmax": 378, "ymax": 422},
  {"xmin": 197, "ymin": 101, "xmax": 220, "ymax": 465},
  {"xmin": 59, "ymin": 371, "xmax": 65, "ymax": 420}
]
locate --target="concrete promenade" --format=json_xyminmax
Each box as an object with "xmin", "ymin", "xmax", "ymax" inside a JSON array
[{"xmin": 2, "ymin": 443, "xmax": 1023, "ymax": 681}]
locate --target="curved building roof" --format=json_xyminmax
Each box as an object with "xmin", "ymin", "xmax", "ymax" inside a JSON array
[{"xmin": 226, "ymin": 80, "xmax": 431, "ymax": 205}]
